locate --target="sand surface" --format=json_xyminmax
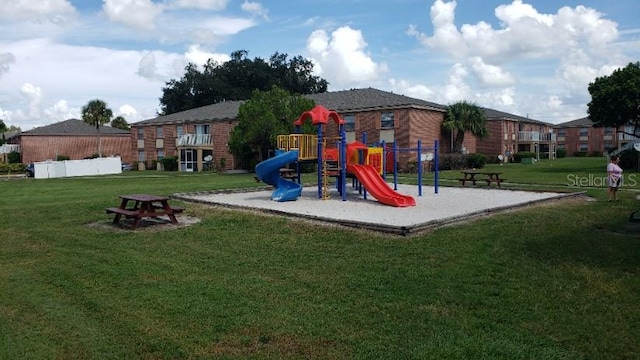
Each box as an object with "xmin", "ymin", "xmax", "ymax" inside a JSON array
[{"xmin": 174, "ymin": 184, "xmax": 579, "ymax": 235}]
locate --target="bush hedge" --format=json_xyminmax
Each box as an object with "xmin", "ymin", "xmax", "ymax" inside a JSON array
[
  {"xmin": 512, "ymin": 152, "xmax": 536, "ymax": 163},
  {"xmin": 0, "ymin": 163, "xmax": 27, "ymax": 173},
  {"xmin": 161, "ymin": 156, "xmax": 178, "ymax": 171},
  {"xmin": 437, "ymin": 153, "xmax": 486, "ymax": 170},
  {"xmin": 556, "ymin": 148, "xmax": 566, "ymax": 158}
]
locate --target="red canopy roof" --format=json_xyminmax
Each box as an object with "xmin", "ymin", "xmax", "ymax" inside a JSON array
[{"xmin": 293, "ymin": 105, "xmax": 345, "ymax": 126}]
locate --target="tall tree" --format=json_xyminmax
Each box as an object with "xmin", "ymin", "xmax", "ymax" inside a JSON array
[
  {"xmin": 0, "ymin": 119, "xmax": 6, "ymax": 145},
  {"xmin": 111, "ymin": 116, "xmax": 130, "ymax": 130},
  {"xmin": 588, "ymin": 62, "xmax": 640, "ymax": 136},
  {"xmin": 81, "ymin": 99, "xmax": 113, "ymax": 157},
  {"xmin": 441, "ymin": 101, "xmax": 488, "ymax": 153},
  {"xmin": 228, "ymin": 86, "xmax": 315, "ymax": 168},
  {"xmin": 159, "ymin": 50, "xmax": 328, "ymax": 115}
]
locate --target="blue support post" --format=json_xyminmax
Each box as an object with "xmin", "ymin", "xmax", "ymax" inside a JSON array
[
  {"xmin": 434, "ymin": 140, "xmax": 439, "ymax": 194},
  {"xmin": 381, "ymin": 140, "xmax": 386, "ymax": 181},
  {"xmin": 393, "ymin": 141, "xmax": 398, "ymax": 190},
  {"xmin": 317, "ymin": 124, "xmax": 323, "ymax": 199},
  {"xmin": 417, "ymin": 140, "xmax": 423, "ymax": 196},
  {"xmin": 340, "ymin": 125, "xmax": 347, "ymax": 201}
]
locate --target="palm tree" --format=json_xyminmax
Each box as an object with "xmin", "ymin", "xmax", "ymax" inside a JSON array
[
  {"xmin": 111, "ymin": 116, "xmax": 130, "ymax": 130},
  {"xmin": 81, "ymin": 99, "xmax": 113, "ymax": 157},
  {"xmin": 441, "ymin": 101, "xmax": 488, "ymax": 153}
]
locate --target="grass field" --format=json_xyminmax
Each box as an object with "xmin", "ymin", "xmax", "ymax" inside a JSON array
[{"xmin": 1, "ymin": 157, "xmax": 639, "ymax": 359}]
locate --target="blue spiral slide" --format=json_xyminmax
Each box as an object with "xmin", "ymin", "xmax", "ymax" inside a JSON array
[{"xmin": 255, "ymin": 150, "xmax": 302, "ymax": 202}]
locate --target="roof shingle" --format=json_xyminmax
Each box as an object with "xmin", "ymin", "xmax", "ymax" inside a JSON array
[{"xmin": 22, "ymin": 119, "xmax": 130, "ymax": 136}]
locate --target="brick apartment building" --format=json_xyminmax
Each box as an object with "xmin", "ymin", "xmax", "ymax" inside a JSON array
[
  {"xmin": 10, "ymin": 119, "xmax": 134, "ymax": 164},
  {"xmin": 555, "ymin": 117, "xmax": 617, "ymax": 155},
  {"xmin": 130, "ymin": 87, "xmax": 562, "ymax": 172},
  {"xmin": 476, "ymin": 108, "xmax": 557, "ymax": 160},
  {"xmin": 131, "ymin": 88, "xmax": 451, "ymax": 172}
]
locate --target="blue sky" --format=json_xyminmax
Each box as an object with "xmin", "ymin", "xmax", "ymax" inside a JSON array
[{"xmin": 0, "ymin": 0, "xmax": 638, "ymax": 130}]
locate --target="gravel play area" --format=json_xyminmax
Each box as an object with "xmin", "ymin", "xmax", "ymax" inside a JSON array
[{"xmin": 174, "ymin": 184, "xmax": 583, "ymax": 236}]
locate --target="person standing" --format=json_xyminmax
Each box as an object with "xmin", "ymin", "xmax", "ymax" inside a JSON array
[{"xmin": 607, "ymin": 155, "xmax": 623, "ymax": 201}]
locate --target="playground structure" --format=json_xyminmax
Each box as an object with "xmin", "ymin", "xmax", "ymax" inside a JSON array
[{"xmin": 254, "ymin": 105, "xmax": 438, "ymax": 207}]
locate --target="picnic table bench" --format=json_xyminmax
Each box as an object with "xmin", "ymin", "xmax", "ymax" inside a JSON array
[
  {"xmin": 106, "ymin": 194, "xmax": 184, "ymax": 229},
  {"xmin": 253, "ymin": 168, "xmax": 298, "ymax": 183},
  {"xmin": 279, "ymin": 168, "xmax": 298, "ymax": 180},
  {"xmin": 458, "ymin": 170, "xmax": 506, "ymax": 187}
]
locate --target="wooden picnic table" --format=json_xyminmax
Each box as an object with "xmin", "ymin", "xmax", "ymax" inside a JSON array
[
  {"xmin": 279, "ymin": 168, "xmax": 298, "ymax": 180},
  {"xmin": 458, "ymin": 170, "xmax": 506, "ymax": 187},
  {"xmin": 105, "ymin": 194, "xmax": 184, "ymax": 229}
]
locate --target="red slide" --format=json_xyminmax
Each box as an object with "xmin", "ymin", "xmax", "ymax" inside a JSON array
[{"xmin": 347, "ymin": 164, "xmax": 416, "ymax": 207}]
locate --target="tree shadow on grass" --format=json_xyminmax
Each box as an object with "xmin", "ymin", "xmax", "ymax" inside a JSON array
[{"xmin": 517, "ymin": 224, "xmax": 639, "ymax": 271}]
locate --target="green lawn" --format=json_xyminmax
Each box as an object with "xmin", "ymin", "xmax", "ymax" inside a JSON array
[{"xmin": 1, "ymin": 158, "xmax": 639, "ymax": 359}]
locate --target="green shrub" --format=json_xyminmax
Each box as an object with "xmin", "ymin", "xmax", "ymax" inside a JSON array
[
  {"xmin": 573, "ymin": 151, "xmax": 588, "ymax": 157},
  {"xmin": 619, "ymin": 149, "xmax": 638, "ymax": 171},
  {"xmin": 556, "ymin": 148, "xmax": 566, "ymax": 158},
  {"xmin": 161, "ymin": 156, "xmax": 178, "ymax": 171},
  {"xmin": 56, "ymin": 155, "xmax": 70, "ymax": 161},
  {"xmin": 589, "ymin": 150, "xmax": 603, "ymax": 157},
  {"xmin": 0, "ymin": 163, "xmax": 27, "ymax": 173},
  {"xmin": 7, "ymin": 151, "xmax": 20, "ymax": 163},
  {"xmin": 404, "ymin": 160, "xmax": 418, "ymax": 173},
  {"xmin": 437, "ymin": 154, "xmax": 467, "ymax": 170},
  {"xmin": 466, "ymin": 153, "xmax": 486, "ymax": 169},
  {"xmin": 513, "ymin": 152, "xmax": 536, "ymax": 163}
]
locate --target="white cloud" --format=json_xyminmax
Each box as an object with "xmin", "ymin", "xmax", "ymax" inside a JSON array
[
  {"xmin": 404, "ymin": 0, "xmax": 627, "ymax": 123},
  {"xmin": 241, "ymin": 1, "xmax": 269, "ymax": 20},
  {"xmin": 0, "ymin": 52, "xmax": 16, "ymax": 77},
  {"xmin": 184, "ymin": 45, "xmax": 231, "ymax": 66},
  {"xmin": 389, "ymin": 79, "xmax": 435, "ymax": 101},
  {"xmin": 0, "ymin": 0, "xmax": 77, "ymax": 23},
  {"xmin": 20, "ymin": 83, "xmax": 43, "ymax": 118},
  {"xmin": 102, "ymin": 0, "xmax": 164, "ymax": 31},
  {"xmin": 171, "ymin": 0, "xmax": 228, "ymax": 10},
  {"xmin": 0, "ymin": 38, "xmax": 168, "ymax": 129},
  {"xmin": 548, "ymin": 95, "xmax": 562, "ymax": 109},
  {"xmin": 411, "ymin": 0, "xmax": 619, "ymax": 62},
  {"xmin": 137, "ymin": 52, "xmax": 165, "ymax": 81},
  {"xmin": 442, "ymin": 63, "xmax": 471, "ymax": 103},
  {"xmin": 44, "ymin": 100, "xmax": 80, "ymax": 121},
  {"xmin": 306, "ymin": 26, "xmax": 387, "ymax": 89},
  {"xmin": 118, "ymin": 104, "xmax": 138, "ymax": 118},
  {"xmin": 469, "ymin": 57, "xmax": 515, "ymax": 87}
]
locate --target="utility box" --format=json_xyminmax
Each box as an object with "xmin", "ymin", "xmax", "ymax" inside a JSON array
[{"xmin": 521, "ymin": 157, "xmax": 535, "ymax": 165}]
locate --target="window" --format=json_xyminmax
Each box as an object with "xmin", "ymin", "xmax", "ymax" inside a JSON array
[
  {"xmin": 579, "ymin": 143, "xmax": 588, "ymax": 152},
  {"xmin": 380, "ymin": 112, "xmax": 394, "ymax": 129},
  {"xmin": 156, "ymin": 126, "xmax": 163, "ymax": 138},
  {"xmin": 604, "ymin": 127, "xmax": 613, "ymax": 135},
  {"xmin": 343, "ymin": 114, "xmax": 355, "ymax": 132},
  {"xmin": 604, "ymin": 140, "xmax": 613, "ymax": 150},
  {"xmin": 157, "ymin": 149, "xmax": 164, "ymax": 160},
  {"xmin": 176, "ymin": 125, "xmax": 183, "ymax": 137},
  {"xmin": 579, "ymin": 127, "xmax": 588, "ymax": 136},
  {"xmin": 138, "ymin": 150, "xmax": 145, "ymax": 162},
  {"xmin": 195, "ymin": 124, "xmax": 210, "ymax": 134},
  {"xmin": 137, "ymin": 127, "xmax": 144, "ymax": 139},
  {"xmin": 557, "ymin": 128, "xmax": 565, "ymax": 136}
]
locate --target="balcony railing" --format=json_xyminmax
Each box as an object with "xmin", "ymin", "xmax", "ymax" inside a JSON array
[
  {"xmin": 518, "ymin": 131, "xmax": 556, "ymax": 142},
  {"xmin": 176, "ymin": 134, "xmax": 212, "ymax": 146},
  {"xmin": 0, "ymin": 144, "xmax": 20, "ymax": 154},
  {"xmin": 618, "ymin": 132, "xmax": 640, "ymax": 141}
]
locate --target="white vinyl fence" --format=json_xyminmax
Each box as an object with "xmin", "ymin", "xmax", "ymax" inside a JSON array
[{"xmin": 33, "ymin": 157, "xmax": 123, "ymax": 179}]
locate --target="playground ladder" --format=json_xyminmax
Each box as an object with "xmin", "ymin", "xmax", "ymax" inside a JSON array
[{"xmin": 321, "ymin": 139, "xmax": 330, "ymax": 200}]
